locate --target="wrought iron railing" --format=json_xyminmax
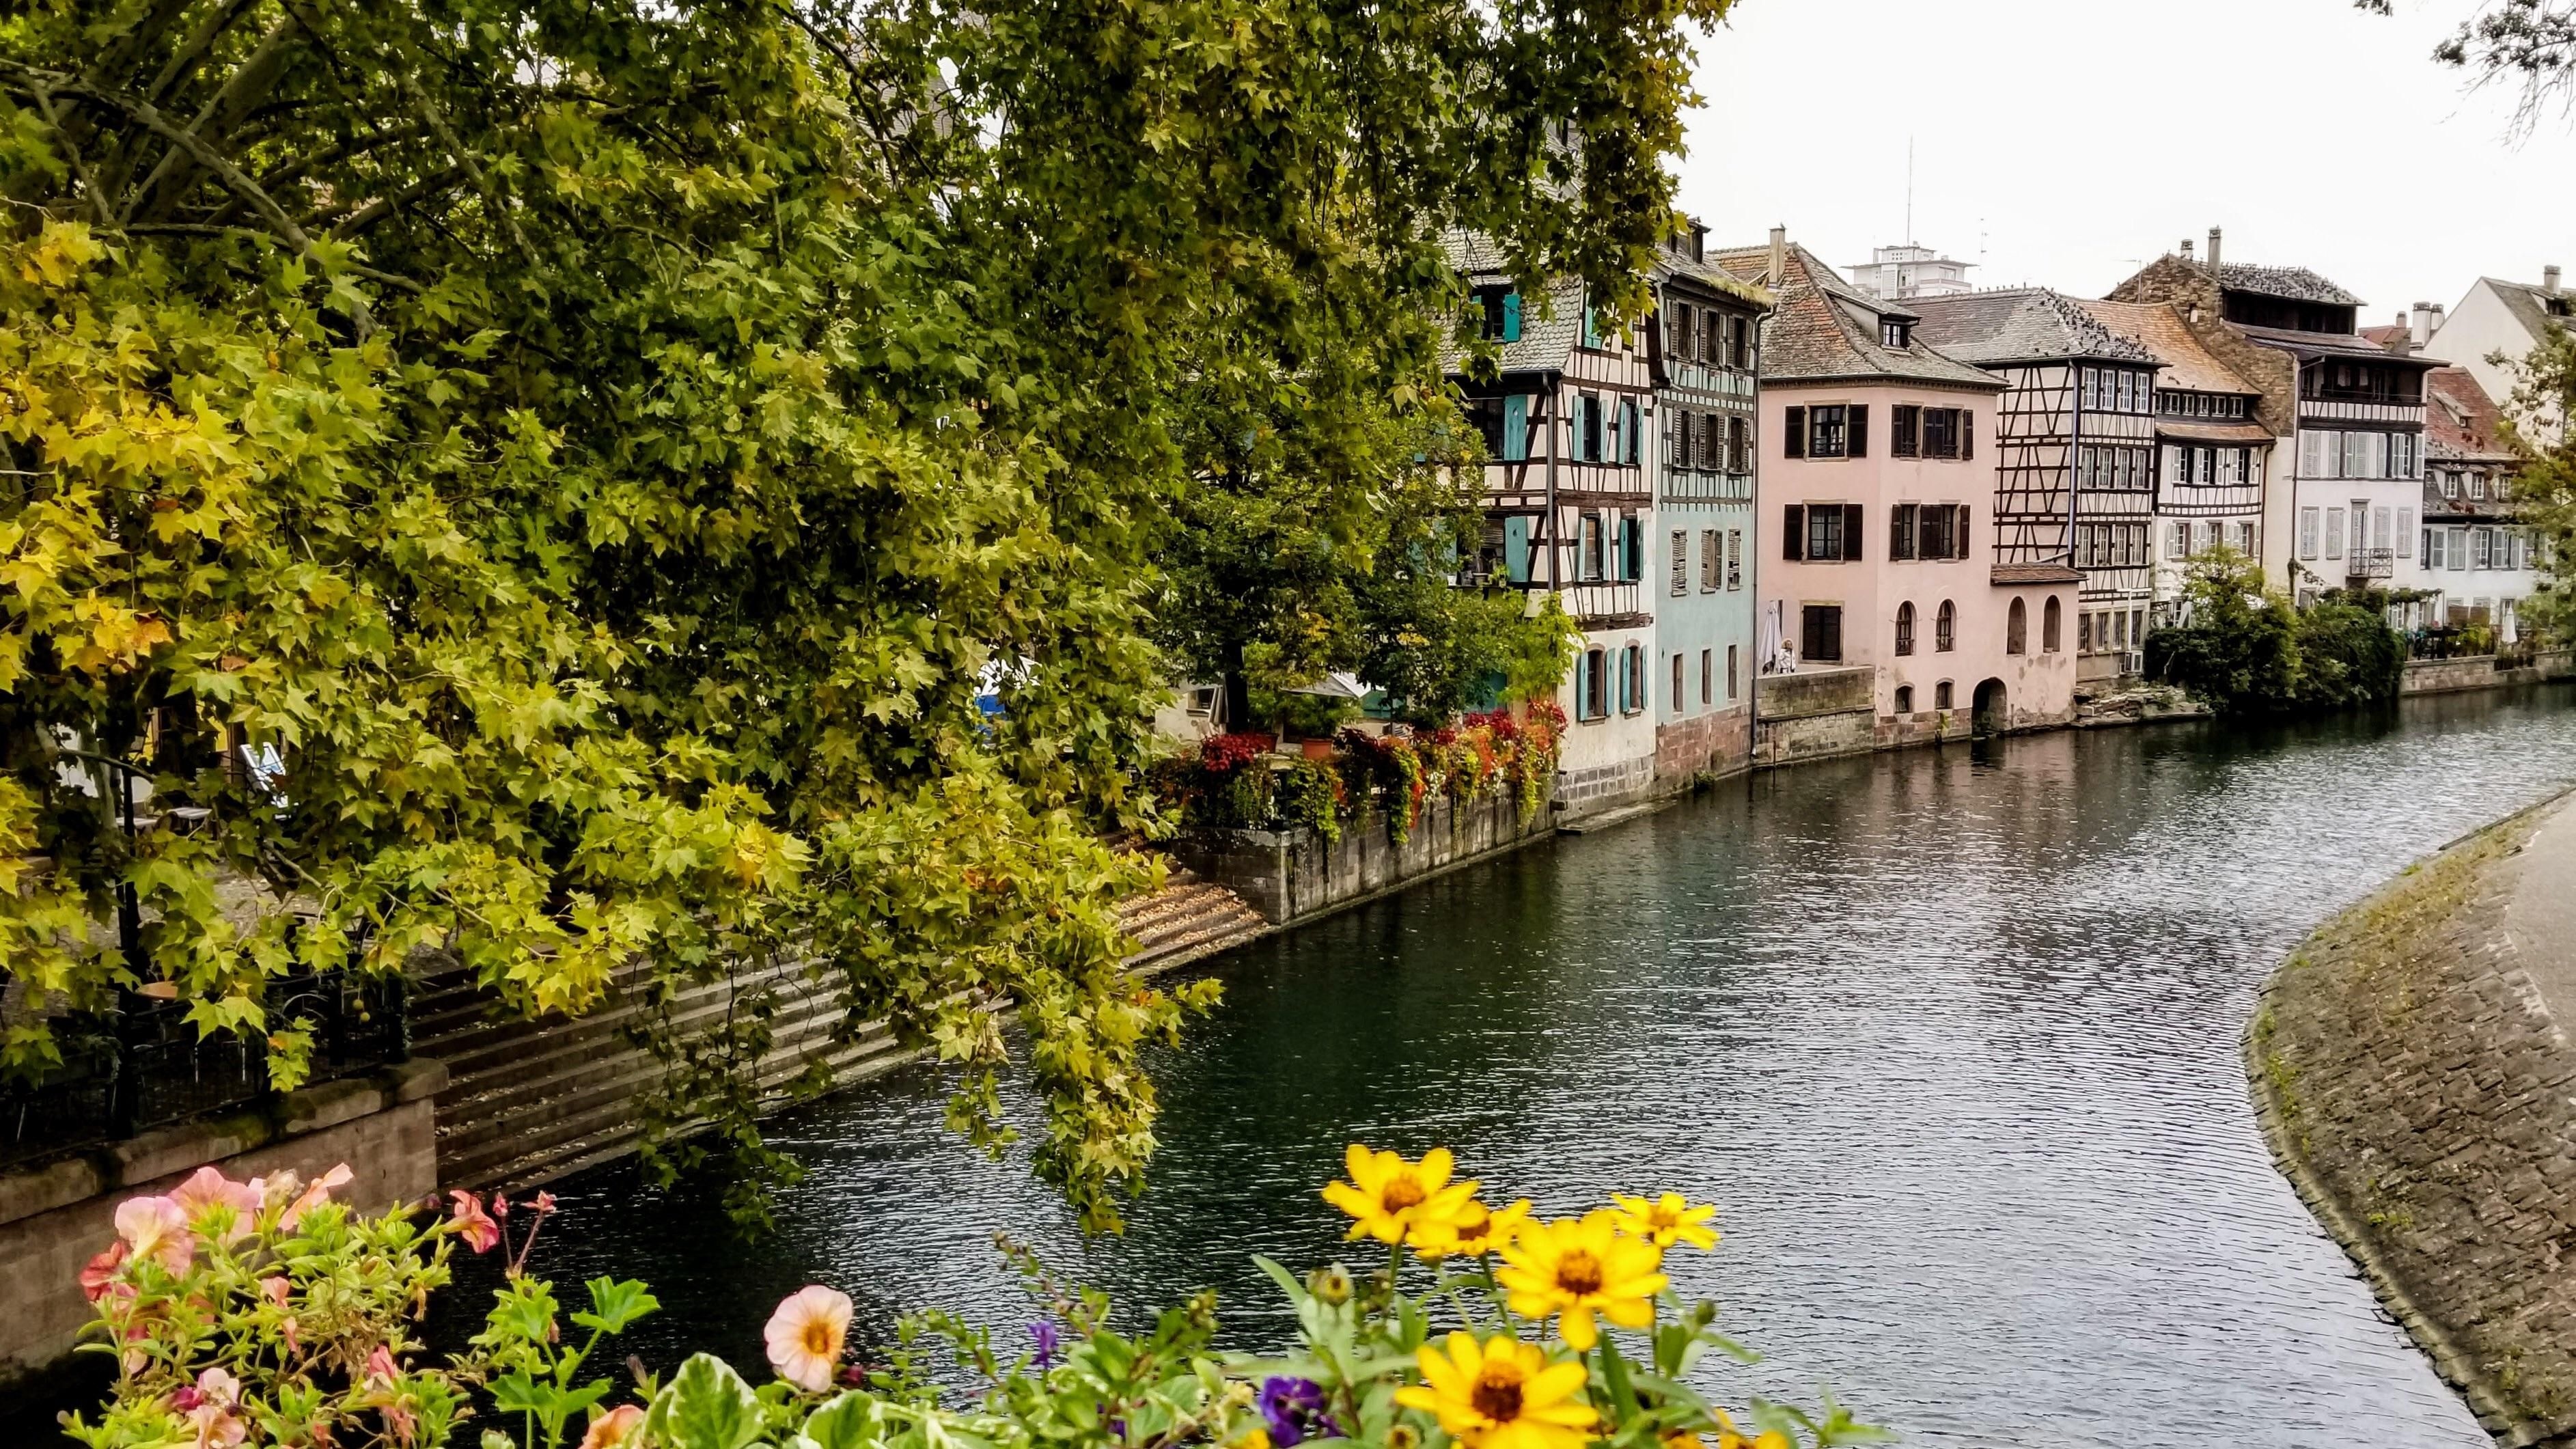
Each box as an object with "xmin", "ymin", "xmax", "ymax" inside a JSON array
[{"xmin": 2346, "ymin": 548, "xmax": 2394, "ymax": 581}]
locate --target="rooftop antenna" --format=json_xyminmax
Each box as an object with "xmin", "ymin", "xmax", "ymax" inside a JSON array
[{"xmin": 1904, "ymin": 137, "xmax": 1915, "ymax": 246}]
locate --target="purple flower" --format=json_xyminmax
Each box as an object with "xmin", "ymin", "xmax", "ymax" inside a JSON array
[
  {"xmin": 1259, "ymin": 1377, "xmax": 1339, "ymax": 1446},
  {"xmin": 1028, "ymin": 1319, "xmax": 1060, "ymax": 1370}
]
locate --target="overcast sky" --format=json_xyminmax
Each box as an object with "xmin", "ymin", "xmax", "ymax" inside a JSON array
[{"xmin": 1677, "ymin": 0, "xmax": 2576, "ymax": 325}]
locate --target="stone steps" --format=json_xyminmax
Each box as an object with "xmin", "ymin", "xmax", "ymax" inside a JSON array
[{"xmin": 414, "ymin": 862, "xmax": 1266, "ymax": 1191}]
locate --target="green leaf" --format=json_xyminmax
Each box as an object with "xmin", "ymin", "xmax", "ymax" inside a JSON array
[
  {"xmin": 643, "ymin": 1353, "xmax": 767, "ymax": 1449},
  {"xmin": 574, "ymin": 1278, "xmax": 662, "ymax": 1336},
  {"xmin": 795, "ymin": 1392, "xmax": 881, "ymax": 1449}
]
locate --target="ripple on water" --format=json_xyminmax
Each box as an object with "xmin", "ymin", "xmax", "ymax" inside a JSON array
[{"xmin": 490, "ymin": 687, "xmax": 2576, "ymax": 1449}]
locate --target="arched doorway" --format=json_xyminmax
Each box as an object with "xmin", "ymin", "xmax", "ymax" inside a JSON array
[{"xmin": 1972, "ymin": 678, "xmax": 2007, "ymax": 737}]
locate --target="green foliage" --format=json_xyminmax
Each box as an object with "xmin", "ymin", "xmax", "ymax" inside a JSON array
[
  {"xmin": 2144, "ymin": 547, "xmax": 2301, "ymax": 713},
  {"xmin": 2293, "ymin": 594, "xmax": 2407, "ymax": 708},
  {"xmin": 1, "ymin": 0, "xmax": 1722, "ymax": 1226},
  {"xmin": 1275, "ymin": 760, "xmax": 1348, "ymax": 844}
]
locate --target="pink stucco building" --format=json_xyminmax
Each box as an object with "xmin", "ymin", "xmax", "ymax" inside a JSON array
[{"xmin": 1715, "ymin": 238, "xmax": 2076, "ymax": 743}]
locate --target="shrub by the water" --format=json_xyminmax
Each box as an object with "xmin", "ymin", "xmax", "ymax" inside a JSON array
[
  {"xmin": 59, "ymin": 1155, "xmax": 1885, "ymax": 1449},
  {"xmin": 2147, "ymin": 547, "xmax": 2405, "ymax": 714}
]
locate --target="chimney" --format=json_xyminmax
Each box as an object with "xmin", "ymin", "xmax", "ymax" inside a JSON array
[
  {"xmin": 2180, "ymin": 238, "xmax": 2194, "ymax": 262},
  {"xmin": 2410, "ymin": 302, "xmax": 2435, "ymax": 348},
  {"xmin": 1768, "ymin": 225, "xmax": 1787, "ymax": 288},
  {"xmin": 2206, "ymin": 226, "xmax": 2224, "ymax": 276},
  {"xmin": 1691, "ymin": 221, "xmax": 1706, "ymax": 265},
  {"xmin": 2548, "ymin": 264, "xmax": 2564, "ymax": 296}
]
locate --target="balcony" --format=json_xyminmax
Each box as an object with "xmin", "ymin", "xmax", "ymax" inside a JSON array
[
  {"xmin": 1563, "ymin": 580, "xmax": 1647, "ymax": 629},
  {"xmin": 2346, "ymin": 548, "xmax": 2394, "ymax": 582}
]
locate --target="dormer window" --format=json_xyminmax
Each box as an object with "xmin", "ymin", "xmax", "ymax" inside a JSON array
[{"xmin": 1882, "ymin": 320, "xmax": 1911, "ymax": 349}]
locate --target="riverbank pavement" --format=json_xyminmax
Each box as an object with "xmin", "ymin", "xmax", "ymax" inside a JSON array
[{"xmin": 2249, "ymin": 783, "xmax": 2576, "ymax": 1446}]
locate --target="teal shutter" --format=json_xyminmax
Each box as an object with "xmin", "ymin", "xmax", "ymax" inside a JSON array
[
  {"xmin": 1504, "ymin": 516, "xmax": 1532, "ymax": 583},
  {"xmin": 1502, "ymin": 292, "xmax": 1523, "ymax": 342},
  {"xmin": 1582, "ymin": 304, "xmax": 1601, "ymax": 349},
  {"xmin": 1502, "ymin": 394, "xmax": 1527, "ymax": 460}
]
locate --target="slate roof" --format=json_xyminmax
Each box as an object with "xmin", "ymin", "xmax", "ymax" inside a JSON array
[
  {"xmin": 1705, "ymin": 242, "xmax": 1999, "ymax": 389},
  {"xmin": 1906, "ymin": 288, "xmax": 2158, "ymax": 368},
  {"xmin": 2424, "ymin": 366, "xmax": 2515, "ymax": 463},
  {"xmin": 1443, "ymin": 232, "xmax": 1586, "ymax": 374},
  {"xmin": 2236, "ymin": 323, "xmax": 2444, "ymax": 365},
  {"xmin": 2077, "ymin": 299, "xmax": 2268, "ymax": 400},
  {"xmin": 2218, "ymin": 263, "xmax": 2364, "ymax": 307}
]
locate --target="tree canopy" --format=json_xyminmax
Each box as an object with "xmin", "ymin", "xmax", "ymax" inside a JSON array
[
  {"xmin": 2501, "ymin": 323, "xmax": 2576, "ymax": 643},
  {"xmin": 1, "ymin": 0, "xmax": 1727, "ymax": 1223}
]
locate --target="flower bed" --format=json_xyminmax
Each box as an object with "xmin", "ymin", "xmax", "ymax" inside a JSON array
[
  {"xmin": 57, "ymin": 1146, "xmax": 1879, "ymax": 1449},
  {"xmin": 1156, "ymin": 707, "xmax": 1564, "ymax": 846}
]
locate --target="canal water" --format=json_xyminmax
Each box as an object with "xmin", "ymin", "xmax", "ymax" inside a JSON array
[{"xmin": 505, "ymin": 686, "xmax": 2576, "ymax": 1449}]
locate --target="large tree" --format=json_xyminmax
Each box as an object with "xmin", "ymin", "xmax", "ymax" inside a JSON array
[
  {"xmin": 2359, "ymin": 0, "xmax": 2576, "ymax": 124},
  {"xmin": 1, "ymin": 0, "xmax": 1724, "ymax": 1222},
  {"xmin": 2500, "ymin": 325, "xmax": 2576, "ymax": 643}
]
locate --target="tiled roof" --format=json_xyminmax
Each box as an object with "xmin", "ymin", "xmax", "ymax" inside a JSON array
[
  {"xmin": 1906, "ymin": 289, "xmax": 2158, "ymax": 367},
  {"xmin": 2077, "ymin": 299, "xmax": 2268, "ymax": 401},
  {"xmin": 1991, "ymin": 564, "xmax": 2083, "ymax": 585},
  {"xmin": 1653, "ymin": 238, "xmax": 1775, "ymax": 309},
  {"xmin": 2235, "ymin": 323, "xmax": 2444, "ymax": 365},
  {"xmin": 2357, "ymin": 323, "xmax": 2411, "ymax": 351},
  {"xmin": 2157, "ymin": 419, "xmax": 2274, "ymax": 445},
  {"xmin": 2218, "ymin": 263, "xmax": 2364, "ymax": 307},
  {"xmin": 1705, "ymin": 242, "xmax": 2000, "ymax": 389},
  {"xmin": 2424, "ymin": 366, "xmax": 2515, "ymax": 462}
]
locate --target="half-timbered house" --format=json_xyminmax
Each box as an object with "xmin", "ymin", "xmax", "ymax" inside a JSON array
[
  {"xmin": 2078, "ymin": 299, "xmax": 2275, "ymax": 620},
  {"xmin": 1712, "ymin": 235, "xmax": 2075, "ymax": 744},
  {"xmin": 2109, "ymin": 230, "xmax": 2439, "ymax": 607},
  {"xmin": 2400, "ymin": 367, "xmax": 2542, "ymax": 641},
  {"xmin": 1907, "ymin": 289, "xmax": 2163, "ymax": 682},
  {"xmin": 1648, "ymin": 221, "xmax": 1771, "ymax": 782},
  {"xmin": 1451, "ymin": 238, "xmax": 1663, "ymax": 816}
]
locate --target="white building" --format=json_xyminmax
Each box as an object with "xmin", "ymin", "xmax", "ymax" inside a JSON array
[
  {"xmin": 2426, "ymin": 268, "xmax": 2571, "ymax": 438},
  {"xmin": 1844, "ymin": 244, "xmax": 1976, "ymax": 303},
  {"xmin": 2396, "ymin": 366, "xmax": 2543, "ymax": 646}
]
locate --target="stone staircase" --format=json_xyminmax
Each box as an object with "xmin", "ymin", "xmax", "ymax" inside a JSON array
[{"xmin": 414, "ymin": 864, "xmax": 1265, "ymax": 1193}]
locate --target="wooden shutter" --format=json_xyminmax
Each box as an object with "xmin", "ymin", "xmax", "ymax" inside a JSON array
[
  {"xmin": 1783, "ymin": 406, "xmax": 1806, "ymax": 458},
  {"xmin": 1502, "ymin": 292, "xmax": 1523, "ymax": 342},
  {"xmin": 1848, "ymin": 405, "xmax": 1870, "ymax": 458},
  {"xmin": 1961, "ymin": 409, "xmax": 1974, "ymax": 460},
  {"xmin": 1954, "ymin": 505, "xmax": 1971, "ymax": 559},
  {"xmin": 1889, "ymin": 503, "xmax": 1913, "ymax": 560},
  {"xmin": 1784, "ymin": 503, "xmax": 1804, "ymax": 560},
  {"xmin": 1504, "ymin": 516, "xmax": 1531, "ymax": 583},
  {"xmin": 1842, "ymin": 503, "xmax": 1865, "ymax": 562}
]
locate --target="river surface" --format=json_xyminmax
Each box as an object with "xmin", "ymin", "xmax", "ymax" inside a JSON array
[{"xmin": 504, "ymin": 686, "xmax": 2576, "ymax": 1449}]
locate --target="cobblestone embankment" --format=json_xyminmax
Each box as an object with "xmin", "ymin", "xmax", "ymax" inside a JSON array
[{"xmin": 2249, "ymin": 786, "xmax": 2576, "ymax": 1444}]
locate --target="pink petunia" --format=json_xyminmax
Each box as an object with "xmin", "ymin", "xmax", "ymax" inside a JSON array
[
  {"xmin": 80, "ymin": 1241, "xmax": 129, "ymax": 1303},
  {"xmin": 171, "ymin": 1167, "xmax": 262, "ymax": 1243},
  {"xmin": 578, "ymin": 1404, "xmax": 646, "ymax": 1449},
  {"xmin": 447, "ymin": 1191, "xmax": 500, "ymax": 1253},
  {"xmin": 114, "ymin": 1195, "xmax": 193, "ymax": 1275},
  {"xmin": 280, "ymin": 1163, "xmax": 355, "ymax": 1230},
  {"xmin": 763, "ymin": 1285, "xmax": 853, "ymax": 1394}
]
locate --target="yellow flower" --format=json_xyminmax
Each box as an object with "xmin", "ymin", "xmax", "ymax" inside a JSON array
[
  {"xmin": 1496, "ymin": 1213, "xmax": 1667, "ymax": 1350},
  {"xmin": 1231, "ymin": 1429, "xmax": 1273, "ymax": 1449},
  {"xmin": 1321, "ymin": 1145, "xmax": 1478, "ymax": 1245},
  {"xmin": 1412, "ymin": 1198, "xmax": 1532, "ymax": 1260},
  {"xmin": 1712, "ymin": 1409, "xmax": 1790, "ymax": 1449},
  {"xmin": 1609, "ymin": 1193, "xmax": 1719, "ymax": 1251},
  {"xmin": 1394, "ymin": 1332, "xmax": 1595, "ymax": 1449}
]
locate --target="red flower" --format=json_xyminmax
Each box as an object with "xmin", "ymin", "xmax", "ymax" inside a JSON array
[{"xmin": 80, "ymin": 1241, "xmax": 128, "ymax": 1303}]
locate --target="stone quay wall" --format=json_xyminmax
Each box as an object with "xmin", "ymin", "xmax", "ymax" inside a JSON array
[
  {"xmin": 0, "ymin": 1061, "xmax": 446, "ymax": 1398},
  {"xmin": 2400, "ymin": 650, "xmax": 2575, "ymax": 697},
  {"xmin": 2248, "ymin": 788, "xmax": 2576, "ymax": 1443},
  {"xmin": 1167, "ymin": 788, "xmax": 1551, "ymax": 926}
]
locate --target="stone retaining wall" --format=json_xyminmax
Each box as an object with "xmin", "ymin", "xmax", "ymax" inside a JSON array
[
  {"xmin": 0, "ymin": 1061, "xmax": 445, "ymax": 1398},
  {"xmin": 2401, "ymin": 650, "xmax": 2576, "ymax": 697},
  {"xmin": 1167, "ymin": 788, "xmax": 1551, "ymax": 926},
  {"xmin": 2248, "ymin": 790, "xmax": 2576, "ymax": 1443}
]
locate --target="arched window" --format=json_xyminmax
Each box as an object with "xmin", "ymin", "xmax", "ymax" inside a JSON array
[
  {"xmin": 1894, "ymin": 684, "xmax": 1915, "ymax": 714},
  {"xmin": 1894, "ymin": 601, "xmax": 1917, "ymax": 657},
  {"xmin": 2043, "ymin": 596, "xmax": 2063, "ymax": 652},
  {"xmin": 2006, "ymin": 597, "xmax": 2028, "ymax": 655},
  {"xmin": 1935, "ymin": 680, "xmax": 1955, "ymax": 710},
  {"xmin": 1935, "ymin": 600, "xmax": 1957, "ymax": 652}
]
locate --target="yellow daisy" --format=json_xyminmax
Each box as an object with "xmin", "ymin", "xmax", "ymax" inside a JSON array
[
  {"xmin": 1321, "ymin": 1146, "xmax": 1478, "ymax": 1245},
  {"xmin": 1411, "ymin": 1197, "xmax": 1532, "ymax": 1260},
  {"xmin": 1609, "ymin": 1193, "xmax": 1719, "ymax": 1251},
  {"xmin": 1394, "ymin": 1331, "xmax": 1595, "ymax": 1449},
  {"xmin": 1496, "ymin": 1213, "xmax": 1667, "ymax": 1350}
]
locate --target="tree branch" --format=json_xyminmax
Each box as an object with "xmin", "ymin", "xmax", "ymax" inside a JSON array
[{"xmin": 400, "ymin": 71, "xmax": 538, "ymax": 266}]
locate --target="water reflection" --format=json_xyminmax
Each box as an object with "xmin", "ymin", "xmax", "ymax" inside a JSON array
[{"xmin": 486, "ymin": 687, "xmax": 2576, "ymax": 1448}]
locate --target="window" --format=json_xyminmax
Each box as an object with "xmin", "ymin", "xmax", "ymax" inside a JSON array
[
  {"xmin": 2441, "ymin": 471, "xmax": 2461, "ymax": 499},
  {"xmin": 1808, "ymin": 405, "xmax": 1848, "ymax": 458},
  {"xmin": 1935, "ymin": 599, "xmax": 1956, "ymax": 652},
  {"xmin": 2474, "ymin": 528, "xmax": 2494, "ymax": 569},
  {"xmin": 1934, "ymin": 680, "xmax": 1954, "ymax": 710},
  {"xmin": 1621, "ymin": 399, "xmax": 1642, "ymax": 466},
  {"xmin": 1800, "ymin": 605, "xmax": 1844, "ymax": 663},
  {"xmin": 1808, "ymin": 506, "xmax": 1843, "ymax": 561},
  {"xmin": 1728, "ymin": 416, "xmax": 1749, "ymax": 471},
  {"xmin": 2324, "ymin": 507, "xmax": 2344, "ymax": 560},
  {"xmin": 2078, "ymin": 611, "xmax": 2091, "ymax": 651},
  {"xmin": 2007, "ymin": 597, "xmax": 2028, "ymax": 655},
  {"xmin": 1578, "ymin": 648, "xmax": 1607, "ymax": 720},
  {"xmin": 1787, "ymin": 503, "xmax": 1864, "ymax": 563},
  {"xmin": 2043, "ymin": 596, "xmax": 2062, "ymax": 652},
  {"xmin": 2449, "ymin": 527, "xmax": 2468, "ymax": 571},
  {"xmin": 1882, "ymin": 320, "xmax": 1911, "ymax": 348},
  {"xmin": 1580, "ymin": 512, "xmax": 1605, "ymax": 579},
  {"xmin": 2236, "ymin": 521, "xmax": 2258, "ymax": 555},
  {"xmin": 1730, "ymin": 316, "xmax": 1751, "ymax": 370},
  {"xmin": 2194, "ymin": 520, "xmax": 2215, "ymax": 555},
  {"xmin": 1700, "ymin": 529, "xmax": 1720, "ymax": 592},
  {"xmin": 2426, "ymin": 528, "xmax": 2446, "ymax": 568},
  {"xmin": 1471, "ymin": 286, "xmax": 1523, "ymax": 342},
  {"xmin": 1726, "ymin": 529, "xmax": 1743, "ymax": 590},
  {"xmin": 1575, "ymin": 393, "xmax": 1601, "ymax": 461},
  {"xmin": 2166, "ymin": 521, "xmax": 2188, "ymax": 561},
  {"xmin": 1700, "ymin": 649, "xmax": 1712, "ymax": 706},
  {"xmin": 1923, "ymin": 408, "xmax": 1961, "ymax": 459},
  {"xmin": 1894, "ymin": 685, "xmax": 1914, "ymax": 715},
  {"xmin": 1892, "ymin": 405, "xmax": 1920, "ymax": 458},
  {"xmin": 1581, "ymin": 304, "xmax": 1603, "ymax": 350},
  {"xmin": 2373, "ymin": 506, "xmax": 2392, "ymax": 553},
  {"xmin": 1895, "ymin": 601, "xmax": 1917, "ymax": 656},
  {"xmin": 1670, "ymin": 530, "xmax": 1689, "ymax": 595},
  {"xmin": 1784, "ymin": 405, "xmax": 1805, "ymax": 458},
  {"xmin": 1672, "ymin": 652, "xmax": 1684, "ymax": 713},
  {"xmin": 2469, "ymin": 473, "xmax": 2487, "ymax": 500},
  {"xmin": 2299, "ymin": 506, "xmax": 2321, "ymax": 560},
  {"xmin": 1727, "ymin": 644, "xmax": 1739, "ymax": 700},
  {"xmin": 1891, "ymin": 503, "xmax": 1917, "ymax": 560}
]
